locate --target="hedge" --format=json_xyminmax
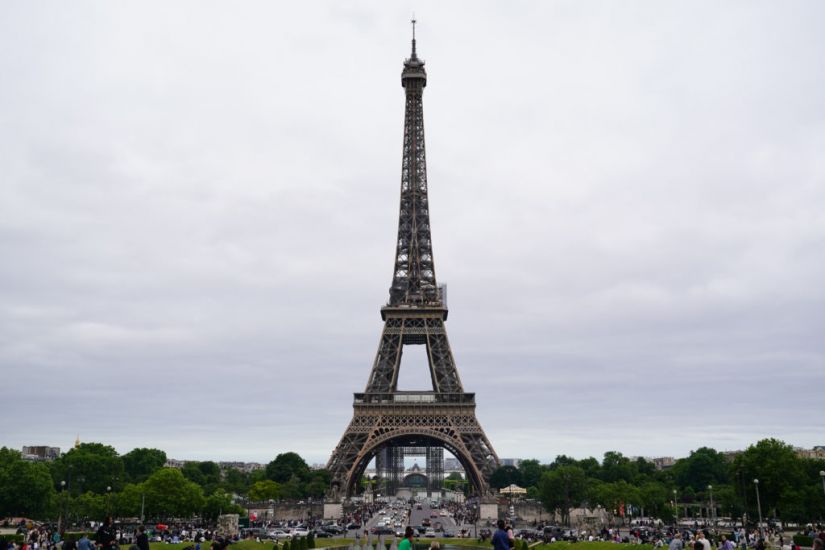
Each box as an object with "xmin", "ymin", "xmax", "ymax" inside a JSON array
[{"xmin": 793, "ymin": 536, "xmax": 814, "ymax": 547}]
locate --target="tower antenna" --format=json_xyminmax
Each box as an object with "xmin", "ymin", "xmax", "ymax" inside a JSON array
[{"xmin": 411, "ymin": 15, "xmax": 417, "ymax": 57}]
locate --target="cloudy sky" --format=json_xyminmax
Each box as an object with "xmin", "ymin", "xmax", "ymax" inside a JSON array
[{"xmin": 1, "ymin": 2, "xmax": 824, "ymax": 466}]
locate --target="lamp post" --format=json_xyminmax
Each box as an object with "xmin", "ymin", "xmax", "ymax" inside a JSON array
[
  {"xmin": 672, "ymin": 489, "xmax": 678, "ymax": 527},
  {"xmin": 753, "ymin": 479, "xmax": 763, "ymax": 539},
  {"xmin": 107, "ymin": 485, "xmax": 112, "ymax": 516},
  {"xmin": 820, "ymin": 471, "xmax": 825, "ymax": 497},
  {"xmin": 60, "ymin": 480, "xmax": 67, "ymax": 533},
  {"xmin": 708, "ymin": 485, "xmax": 714, "ymax": 527}
]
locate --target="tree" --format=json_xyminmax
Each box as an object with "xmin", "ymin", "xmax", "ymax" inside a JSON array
[
  {"xmin": 639, "ymin": 482, "xmax": 670, "ymax": 518},
  {"xmin": 444, "ymin": 472, "xmax": 467, "ymax": 494},
  {"xmin": 590, "ymin": 480, "xmax": 641, "ymax": 523},
  {"xmin": 50, "ymin": 443, "xmax": 125, "ymax": 495},
  {"xmin": 249, "ymin": 480, "xmax": 282, "ymax": 501},
  {"xmin": 266, "ymin": 453, "xmax": 310, "ymax": 484},
  {"xmin": 537, "ymin": 465, "xmax": 587, "ymax": 526},
  {"xmin": 181, "ymin": 461, "xmax": 222, "ymax": 494},
  {"xmin": 548, "ymin": 455, "xmax": 579, "ymax": 470},
  {"xmin": 142, "ymin": 468, "xmax": 205, "ymax": 519},
  {"xmin": 518, "ymin": 459, "xmax": 544, "ymax": 489},
  {"xmin": 114, "ymin": 483, "xmax": 143, "ymax": 518},
  {"xmin": 670, "ymin": 447, "xmax": 729, "ymax": 492},
  {"xmin": 600, "ymin": 452, "xmax": 635, "ymax": 484},
  {"xmin": 71, "ymin": 491, "xmax": 107, "ymax": 521},
  {"xmin": 732, "ymin": 438, "xmax": 805, "ymax": 518},
  {"xmin": 489, "ymin": 465, "xmax": 522, "ymax": 489},
  {"xmin": 305, "ymin": 469, "xmax": 331, "ymax": 498},
  {"xmin": 203, "ymin": 489, "xmax": 243, "ymax": 523},
  {"xmin": 0, "ymin": 448, "xmax": 56, "ymax": 518},
  {"xmin": 122, "ymin": 448, "xmax": 167, "ymax": 484},
  {"xmin": 222, "ymin": 468, "xmax": 250, "ymax": 495},
  {"xmin": 279, "ymin": 475, "xmax": 304, "ymax": 500}
]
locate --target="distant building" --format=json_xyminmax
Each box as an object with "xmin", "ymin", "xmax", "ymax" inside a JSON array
[
  {"xmin": 165, "ymin": 458, "xmax": 187, "ymax": 468},
  {"xmin": 722, "ymin": 450, "xmax": 742, "ymax": 461},
  {"xmin": 652, "ymin": 457, "xmax": 675, "ymax": 470},
  {"xmin": 796, "ymin": 447, "xmax": 825, "ymax": 460},
  {"xmin": 219, "ymin": 461, "xmax": 264, "ymax": 473},
  {"xmin": 21, "ymin": 446, "xmax": 60, "ymax": 461},
  {"xmin": 444, "ymin": 457, "xmax": 464, "ymax": 471},
  {"xmin": 500, "ymin": 458, "xmax": 521, "ymax": 468}
]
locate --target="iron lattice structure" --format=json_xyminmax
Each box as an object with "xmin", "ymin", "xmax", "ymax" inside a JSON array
[
  {"xmin": 326, "ymin": 32, "xmax": 499, "ymax": 499},
  {"xmin": 374, "ymin": 446, "xmax": 444, "ymax": 496}
]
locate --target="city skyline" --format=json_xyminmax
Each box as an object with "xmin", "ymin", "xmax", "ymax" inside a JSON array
[{"xmin": 1, "ymin": 2, "xmax": 824, "ymax": 464}]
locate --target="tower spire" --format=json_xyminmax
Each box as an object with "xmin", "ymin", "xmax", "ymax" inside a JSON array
[
  {"xmin": 394, "ymin": 20, "xmax": 432, "ymax": 306},
  {"xmin": 411, "ymin": 16, "xmax": 417, "ymax": 58}
]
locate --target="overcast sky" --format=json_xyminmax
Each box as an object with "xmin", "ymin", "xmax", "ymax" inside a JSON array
[{"xmin": 1, "ymin": 2, "xmax": 824, "ymax": 466}]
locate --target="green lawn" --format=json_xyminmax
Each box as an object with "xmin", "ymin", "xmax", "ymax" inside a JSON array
[
  {"xmin": 149, "ymin": 540, "xmax": 654, "ymax": 550},
  {"xmin": 149, "ymin": 541, "xmax": 354, "ymax": 550}
]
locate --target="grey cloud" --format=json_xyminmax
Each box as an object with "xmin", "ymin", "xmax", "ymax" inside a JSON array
[{"xmin": 1, "ymin": 1, "xmax": 823, "ymax": 464}]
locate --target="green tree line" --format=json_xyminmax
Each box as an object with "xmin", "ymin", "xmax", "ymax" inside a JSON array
[
  {"xmin": 0, "ymin": 444, "xmax": 329, "ymax": 521},
  {"xmin": 488, "ymin": 438, "xmax": 825, "ymax": 524}
]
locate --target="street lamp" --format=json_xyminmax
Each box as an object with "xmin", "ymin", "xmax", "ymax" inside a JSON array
[
  {"xmin": 708, "ymin": 485, "xmax": 714, "ymax": 526},
  {"xmin": 820, "ymin": 471, "xmax": 825, "ymax": 497},
  {"xmin": 60, "ymin": 481, "xmax": 67, "ymax": 533},
  {"xmin": 107, "ymin": 486, "xmax": 112, "ymax": 516},
  {"xmin": 672, "ymin": 489, "xmax": 678, "ymax": 526},
  {"xmin": 753, "ymin": 479, "xmax": 763, "ymax": 539}
]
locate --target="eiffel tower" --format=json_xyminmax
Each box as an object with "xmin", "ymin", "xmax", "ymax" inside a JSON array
[{"xmin": 326, "ymin": 23, "xmax": 499, "ymax": 498}]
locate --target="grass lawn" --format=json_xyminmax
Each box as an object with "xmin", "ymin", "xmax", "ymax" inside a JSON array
[
  {"xmin": 530, "ymin": 544, "xmax": 654, "ymax": 550},
  {"xmin": 148, "ymin": 540, "xmax": 655, "ymax": 550},
  {"xmin": 148, "ymin": 540, "xmax": 355, "ymax": 550}
]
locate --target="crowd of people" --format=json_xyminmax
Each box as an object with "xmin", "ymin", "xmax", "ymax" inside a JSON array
[
  {"xmin": 4, "ymin": 509, "xmax": 825, "ymax": 550},
  {"xmin": 2, "ymin": 518, "xmax": 238, "ymax": 550}
]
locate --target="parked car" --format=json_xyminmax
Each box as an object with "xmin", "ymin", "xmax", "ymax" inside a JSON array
[
  {"xmin": 312, "ymin": 530, "xmax": 332, "ymax": 538},
  {"xmin": 292, "ymin": 528, "xmax": 310, "ymax": 538},
  {"xmin": 268, "ymin": 530, "xmax": 292, "ymax": 541},
  {"xmin": 346, "ymin": 523, "xmax": 361, "ymax": 530},
  {"xmin": 424, "ymin": 529, "xmax": 436, "ymax": 538}
]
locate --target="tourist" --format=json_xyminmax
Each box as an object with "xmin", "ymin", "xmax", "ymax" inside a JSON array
[
  {"xmin": 697, "ymin": 530, "xmax": 711, "ymax": 550},
  {"xmin": 135, "ymin": 528, "xmax": 149, "ymax": 550},
  {"xmin": 77, "ymin": 533, "xmax": 93, "ymax": 550},
  {"xmin": 399, "ymin": 527, "xmax": 415, "ymax": 550},
  {"xmin": 429, "ymin": 543, "xmax": 440, "ymax": 550},
  {"xmin": 668, "ymin": 532, "xmax": 683, "ymax": 550},
  {"xmin": 492, "ymin": 520, "xmax": 512, "ymax": 550},
  {"xmin": 95, "ymin": 518, "xmax": 117, "ymax": 550}
]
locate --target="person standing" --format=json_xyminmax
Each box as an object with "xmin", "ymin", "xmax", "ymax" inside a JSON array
[
  {"xmin": 95, "ymin": 518, "xmax": 117, "ymax": 550},
  {"xmin": 492, "ymin": 520, "xmax": 512, "ymax": 550},
  {"xmin": 697, "ymin": 530, "xmax": 711, "ymax": 550},
  {"xmin": 135, "ymin": 528, "xmax": 149, "ymax": 550},
  {"xmin": 399, "ymin": 527, "xmax": 415, "ymax": 550},
  {"xmin": 668, "ymin": 532, "xmax": 683, "ymax": 550}
]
